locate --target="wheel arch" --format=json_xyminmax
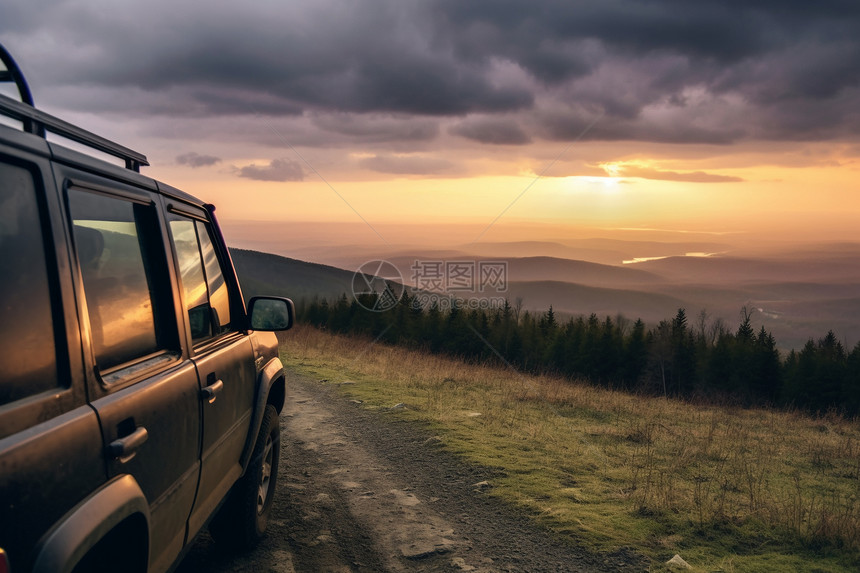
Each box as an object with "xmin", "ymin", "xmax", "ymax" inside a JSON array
[
  {"xmin": 31, "ymin": 474, "xmax": 150, "ymax": 573},
  {"xmin": 239, "ymin": 357, "xmax": 285, "ymax": 472}
]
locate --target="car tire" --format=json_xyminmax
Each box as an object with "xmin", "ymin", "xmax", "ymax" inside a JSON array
[{"xmin": 210, "ymin": 404, "xmax": 280, "ymax": 550}]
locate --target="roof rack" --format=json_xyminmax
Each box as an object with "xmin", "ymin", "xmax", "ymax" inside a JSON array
[{"xmin": 0, "ymin": 44, "xmax": 149, "ymax": 172}]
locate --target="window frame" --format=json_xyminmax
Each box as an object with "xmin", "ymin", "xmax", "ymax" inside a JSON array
[
  {"xmin": 0, "ymin": 142, "xmax": 88, "ymax": 440},
  {"xmin": 65, "ymin": 181, "xmax": 181, "ymax": 388},
  {"xmin": 0, "ymin": 154, "xmax": 69, "ymax": 408},
  {"xmin": 193, "ymin": 218, "xmax": 233, "ymax": 336},
  {"xmin": 168, "ymin": 216, "xmax": 218, "ymax": 343},
  {"xmin": 165, "ymin": 202, "xmax": 246, "ymax": 354}
]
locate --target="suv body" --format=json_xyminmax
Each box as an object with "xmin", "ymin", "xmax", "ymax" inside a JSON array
[{"xmin": 0, "ymin": 47, "xmax": 294, "ymax": 572}]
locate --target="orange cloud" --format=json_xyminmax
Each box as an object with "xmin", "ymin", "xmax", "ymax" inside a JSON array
[{"xmin": 601, "ymin": 162, "xmax": 743, "ymax": 183}]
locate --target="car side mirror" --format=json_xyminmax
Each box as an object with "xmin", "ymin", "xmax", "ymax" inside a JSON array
[{"xmin": 248, "ymin": 296, "xmax": 295, "ymax": 331}]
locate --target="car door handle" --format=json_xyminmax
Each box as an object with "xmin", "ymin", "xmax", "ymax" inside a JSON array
[
  {"xmin": 201, "ymin": 379, "xmax": 224, "ymax": 404},
  {"xmin": 108, "ymin": 426, "xmax": 148, "ymax": 462}
]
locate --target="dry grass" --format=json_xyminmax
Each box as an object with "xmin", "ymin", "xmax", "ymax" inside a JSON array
[{"xmin": 281, "ymin": 325, "xmax": 860, "ymax": 572}]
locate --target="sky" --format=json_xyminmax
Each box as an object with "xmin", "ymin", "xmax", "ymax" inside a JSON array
[{"xmin": 3, "ymin": 0, "xmax": 860, "ymax": 252}]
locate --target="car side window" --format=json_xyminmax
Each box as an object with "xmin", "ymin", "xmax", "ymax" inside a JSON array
[
  {"xmin": 196, "ymin": 220, "xmax": 232, "ymax": 333},
  {"xmin": 0, "ymin": 160, "xmax": 60, "ymax": 405},
  {"xmin": 68, "ymin": 188, "xmax": 173, "ymax": 372},
  {"xmin": 168, "ymin": 215, "xmax": 233, "ymax": 343}
]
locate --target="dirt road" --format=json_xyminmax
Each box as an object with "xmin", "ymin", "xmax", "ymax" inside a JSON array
[{"xmin": 179, "ymin": 370, "xmax": 643, "ymax": 572}]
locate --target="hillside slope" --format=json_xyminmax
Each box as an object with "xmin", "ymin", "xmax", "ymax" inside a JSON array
[{"xmin": 230, "ymin": 248, "xmax": 356, "ymax": 305}]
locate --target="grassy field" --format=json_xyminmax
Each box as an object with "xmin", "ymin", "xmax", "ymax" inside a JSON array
[{"xmin": 280, "ymin": 325, "xmax": 860, "ymax": 572}]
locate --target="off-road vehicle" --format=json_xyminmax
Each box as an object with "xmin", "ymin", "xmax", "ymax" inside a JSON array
[{"xmin": 0, "ymin": 45, "xmax": 295, "ymax": 573}]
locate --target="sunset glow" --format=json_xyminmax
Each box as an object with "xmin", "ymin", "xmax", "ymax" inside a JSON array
[
  {"xmin": 3, "ymin": 0, "xmax": 858, "ymax": 253},
  {"xmin": 5, "ymin": 5, "xmax": 860, "ymax": 570}
]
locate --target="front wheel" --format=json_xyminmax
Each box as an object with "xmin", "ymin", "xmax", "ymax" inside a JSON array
[{"xmin": 210, "ymin": 404, "xmax": 280, "ymax": 550}]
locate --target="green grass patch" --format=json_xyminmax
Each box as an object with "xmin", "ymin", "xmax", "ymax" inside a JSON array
[{"xmin": 281, "ymin": 325, "xmax": 860, "ymax": 572}]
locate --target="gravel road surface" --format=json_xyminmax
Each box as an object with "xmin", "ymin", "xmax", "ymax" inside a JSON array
[{"xmin": 178, "ymin": 370, "xmax": 645, "ymax": 572}]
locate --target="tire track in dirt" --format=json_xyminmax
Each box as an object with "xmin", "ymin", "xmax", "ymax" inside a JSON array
[{"xmin": 180, "ymin": 370, "xmax": 645, "ymax": 572}]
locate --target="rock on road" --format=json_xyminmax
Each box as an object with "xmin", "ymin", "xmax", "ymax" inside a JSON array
[{"xmin": 178, "ymin": 370, "xmax": 644, "ymax": 572}]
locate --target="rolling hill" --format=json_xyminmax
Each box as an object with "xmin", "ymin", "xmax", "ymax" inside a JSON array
[
  {"xmin": 503, "ymin": 280, "xmax": 686, "ymax": 323},
  {"xmin": 632, "ymin": 253, "xmax": 860, "ymax": 284},
  {"xmin": 230, "ymin": 248, "xmax": 356, "ymax": 306},
  {"xmin": 229, "ymin": 246, "xmax": 860, "ymax": 351},
  {"xmin": 381, "ymin": 255, "xmax": 665, "ymax": 288}
]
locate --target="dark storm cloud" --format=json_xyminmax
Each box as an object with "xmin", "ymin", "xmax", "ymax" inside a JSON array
[
  {"xmin": 536, "ymin": 107, "xmax": 746, "ymax": 145},
  {"xmin": 235, "ymin": 158, "xmax": 305, "ymax": 182},
  {"xmin": 432, "ymin": 0, "xmax": 860, "ymax": 67},
  {"xmin": 429, "ymin": 0, "xmax": 860, "ymax": 141},
  {"xmin": 6, "ymin": 0, "xmax": 860, "ymax": 144},
  {"xmin": 310, "ymin": 114, "xmax": 440, "ymax": 143},
  {"xmin": 176, "ymin": 152, "xmax": 221, "ymax": 168},
  {"xmin": 357, "ymin": 154, "xmax": 457, "ymax": 176},
  {"xmin": 7, "ymin": 1, "xmax": 532, "ymax": 117},
  {"xmin": 449, "ymin": 118, "xmax": 532, "ymax": 145}
]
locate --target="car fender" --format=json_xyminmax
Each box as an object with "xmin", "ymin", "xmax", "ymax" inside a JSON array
[
  {"xmin": 239, "ymin": 357, "xmax": 285, "ymax": 472},
  {"xmin": 31, "ymin": 474, "xmax": 150, "ymax": 573}
]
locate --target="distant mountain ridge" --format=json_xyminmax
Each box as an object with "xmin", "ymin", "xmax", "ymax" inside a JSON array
[
  {"xmin": 230, "ymin": 248, "xmax": 356, "ymax": 304},
  {"xmin": 229, "ymin": 246, "xmax": 860, "ymax": 351},
  {"xmin": 634, "ymin": 254, "xmax": 860, "ymax": 284},
  {"xmin": 501, "ymin": 280, "xmax": 685, "ymax": 323},
  {"xmin": 378, "ymin": 255, "xmax": 665, "ymax": 289}
]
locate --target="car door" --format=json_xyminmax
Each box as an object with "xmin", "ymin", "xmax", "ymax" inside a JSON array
[
  {"xmin": 61, "ymin": 173, "xmax": 202, "ymax": 573},
  {"xmin": 0, "ymin": 146, "xmax": 104, "ymax": 573},
  {"xmin": 164, "ymin": 204, "xmax": 256, "ymax": 538}
]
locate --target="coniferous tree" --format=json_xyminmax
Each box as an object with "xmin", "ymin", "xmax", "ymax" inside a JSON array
[
  {"xmin": 706, "ymin": 329, "xmax": 734, "ymax": 397},
  {"xmin": 424, "ymin": 300, "xmax": 442, "ymax": 351},
  {"xmin": 782, "ymin": 349, "xmax": 800, "ymax": 406},
  {"xmin": 816, "ymin": 331, "xmax": 846, "ymax": 410},
  {"xmin": 732, "ymin": 308, "xmax": 757, "ymax": 400},
  {"xmin": 752, "ymin": 326, "xmax": 781, "ymax": 403},
  {"xmin": 595, "ymin": 315, "xmax": 620, "ymax": 385},
  {"xmin": 647, "ymin": 320, "xmax": 673, "ymax": 397},
  {"xmin": 623, "ymin": 319, "xmax": 648, "ymax": 389},
  {"xmin": 795, "ymin": 340, "xmax": 819, "ymax": 409},
  {"xmin": 670, "ymin": 309, "xmax": 696, "ymax": 396},
  {"xmin": 843, "ymin": 342, "xmax": 860, "ymax": 416},
  {"xmin": 295, "ymin": 294, "xmax": 851, "ymax": 415}
]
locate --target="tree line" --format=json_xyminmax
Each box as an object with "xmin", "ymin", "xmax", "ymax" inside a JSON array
[{"xmin": 301, "ymin": 291, "xmax": 860, "ymax": 416}]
